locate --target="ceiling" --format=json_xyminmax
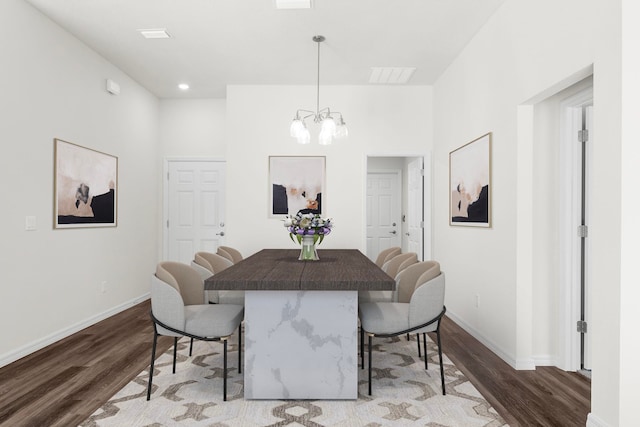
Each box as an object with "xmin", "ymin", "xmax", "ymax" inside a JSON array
[{"xmin": 25, "ymin": 0, "xmax": 506, "ymax": 99}]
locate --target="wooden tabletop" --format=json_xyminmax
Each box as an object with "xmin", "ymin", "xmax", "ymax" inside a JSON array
[{"xmin": 204, "ymin": 249, "xmax": 395, "ymax": 291}]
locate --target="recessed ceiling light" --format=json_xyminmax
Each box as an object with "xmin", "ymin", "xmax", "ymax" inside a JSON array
[
  {"xmin": 369, "ymin": 67, "xmax": 416, "ymax": 84},
  {"xmin": 275, "ymin": 0, "xmax": 311, "ymax": 9},
  {"xmin": 178, "ymin": 83, "xmax": 190, "ymax": 90},
  {"xmin": 137, "ymin": 28, "xmax": 171, "ymax": 39}
]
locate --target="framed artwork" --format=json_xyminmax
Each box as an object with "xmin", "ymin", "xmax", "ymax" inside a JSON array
[
  {"xmin": 54, "ymin": 138, "xmax": 118, "ymax": 228},
  {"xmin": 449, "ymin": 132, "xmax": 491, "ymax": 227},
  {"xmin": 269, "ymin": 156, "xmax": 325, "ymax": 217}
]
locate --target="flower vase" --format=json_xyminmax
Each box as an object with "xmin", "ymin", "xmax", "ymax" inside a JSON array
[{"xmin": 299, "ymin": 235, "xmax": 319, "ymax": 261}]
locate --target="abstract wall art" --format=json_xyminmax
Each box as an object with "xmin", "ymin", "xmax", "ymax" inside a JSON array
[{"xmin": 269, "ymin": 156, "xmax": 325, "ymax": 217}]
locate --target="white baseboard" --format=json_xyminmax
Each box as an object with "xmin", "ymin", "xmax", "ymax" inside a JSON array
[
  {"xmin": 446, "ymin": 311, "xmax": 536, "ymax": 370},
  {"xmin": 532, "ymin": 355, "xmax": 558, "ymax": 367},
  {"xmin": 0, "ymin": 293, "xmax": 150, "ymax": 368},
  {"xmin": 587, "ymin": 413, "xmax": 610, "ymax": 427}
]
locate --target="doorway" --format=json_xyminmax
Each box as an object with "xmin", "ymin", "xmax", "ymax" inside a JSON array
[
  {"xmin": 163, "ymin": 159, "xmax": 227, "ymax": 263},
  {"xmin": 366, "ymin": 156, "xmax": 426, "ymax": 261}
]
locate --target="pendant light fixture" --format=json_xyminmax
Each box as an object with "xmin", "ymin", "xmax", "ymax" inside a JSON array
[{"xmin": 290, "ymin": 35, "xmax": 348, "ymax": 145}]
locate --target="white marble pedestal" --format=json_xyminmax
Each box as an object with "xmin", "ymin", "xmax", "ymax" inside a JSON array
[{"xmin": 244, "ymin": 290, "xmax": 358, "ymax": 399}]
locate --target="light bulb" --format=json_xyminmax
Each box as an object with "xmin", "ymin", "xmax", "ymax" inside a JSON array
[
  {"xmin": 318, "ymin": 129, "xmax": 333, "ymax": 145},
  {"xmin": 321, "ymin": 118, "xmax": 336, "ymax": 136},
  {"xmin": 297, "ymin": 127, "xmax": 311, "ymax": 144},
  {"xmin": 290, "ymin": 119, "xmax": 305, "ymax": 137}
]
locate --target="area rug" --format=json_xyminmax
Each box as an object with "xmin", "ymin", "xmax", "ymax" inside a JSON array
[{"xmin": 80, "ymin": 332, "xmax": 508, "ymax": 426}]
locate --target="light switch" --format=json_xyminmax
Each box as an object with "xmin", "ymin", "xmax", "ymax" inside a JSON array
[{"xmin": 25, "ymin": 216, "xmax": 36, "ymax": 231}]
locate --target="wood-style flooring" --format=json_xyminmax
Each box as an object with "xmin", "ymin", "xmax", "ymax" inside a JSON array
[{"xmin": 0, "ymin": 300, "xmax": 590, "ymax": 427}]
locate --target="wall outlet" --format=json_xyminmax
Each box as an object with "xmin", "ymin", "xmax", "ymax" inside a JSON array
[{"xmin": 475, "ymin": 294, "xmax": 480, "ymax": 308}]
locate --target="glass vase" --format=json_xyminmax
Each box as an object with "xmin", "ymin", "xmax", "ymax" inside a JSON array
[{"xmin": 299, "ymin": 235, "xmax": 319, "ymax": 261}]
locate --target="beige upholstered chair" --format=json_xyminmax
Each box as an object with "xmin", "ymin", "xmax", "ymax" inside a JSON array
[
  {"xmin": 374, "ymin": 247, "xmax": 401, "ymax": 267},
  {"xmin": 148, "ymin": 261, "xmax": 244, "ymax": 401},
  {"xmin": 359, "ymin": 261, "xmax": 446, "ymax": 396},
  {"xmin": 359, "ymin": 252, "xmax": 418, "ymax": 304},
  {"xmin": 193, "ymin": 251, "xmax": 244, "ymax": 306},
  {"xmin": 217, "ymin": 246, "xmax": 243, "ymax": 264}
]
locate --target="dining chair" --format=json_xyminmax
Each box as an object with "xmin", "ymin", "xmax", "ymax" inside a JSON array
[
  {"xmin": 147, "ymin": 261, "xmax": 244, "ymax": 401},
  {"xmin": 374, "ymin": 246, "xmax": 401, "ymax": 267},
  {"xmin": 359, "ymin": 261, "xmax": 446, "ymax": 396},
  {"xmin": 217, "ymin": 246, "xmax": 244, "ymax": 264},
  {"xmin": 194, "ymin": 251, "xmax": 244, "ymax": 306}
]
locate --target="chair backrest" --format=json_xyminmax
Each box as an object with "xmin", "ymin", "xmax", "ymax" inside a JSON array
[
  {"xmin": 396, "ymin": 261, "xmax": 440, "ymax": 303},
  {"xmin": 382, "ymin": 252, "xmax": 418, "ymax": 280},
  {"xmin": 375, "ymin": 247, "xmax": 401, "ymax": 267},
  {"xmin": 217, "ymin": 246, "xmax": 243, "ymax": 264},
  {"xmin": 409, "ymin": 271, "xmax": 445, "ymax": 331},
  {"xmin": 195, "ymin": 251, "xmax": 233, "ymax": 274},
  {"xmin": 156, "ymin": 261, "xmax": 204, "ymax": 306},
  {"xmin": 150, "ymin": 274, "xmax": 185, "ymax": 336}
]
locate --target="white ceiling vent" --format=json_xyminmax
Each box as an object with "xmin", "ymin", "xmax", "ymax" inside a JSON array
[
  {"xmin": 275, "ymin": 0, "xmax": 312, "ymax": 9},
  {"xmin": 369, "ymin": 67, "xmax": 416, "ymax": 84}
]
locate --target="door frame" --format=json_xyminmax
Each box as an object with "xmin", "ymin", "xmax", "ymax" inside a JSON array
[
  {"xmin": 558, "ymin": 88, "xmax": 593, "ymax": 371},
  {"xmin": 162, "ymin": 157, "xmax": 225, "ymax": 260}
]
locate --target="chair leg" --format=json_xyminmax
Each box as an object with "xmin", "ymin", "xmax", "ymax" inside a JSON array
[
  {"xmin": 146, "ymin": 330, "xmax": 158, "ymax": 401},
  {"xmin": 189, "ymin": 338, "xmax": 194, "ymax": 356},
  {"xmin": 172, "ymin": 337, "xmax": 178, "ymax": 374},
  {"xmin": 417, "ymin": 333, "xmax": 421, "ymax": 357},
  {"xmin": 238, "ymin": 325, "xmax": 242, "ymax": 374},
  {"xmin": 406, "ymin": 332, "xmax": 410, "ymax": 341},
  {"xmin": 360, "ymin": 327, "xmax": 364, "ymax": 369},
  {"xmin": 423, "ymin": 333, "xmax": 428, "ymax": 370},
  {"xmin": 368, "ymin": 334, "xmax": 373, "ymax": 396},
  {"xmin": 436, "ymin": 330, "xmax": 445, "ymax": 395},
  {"xmin": 223, "ymin": 339, "xmax": 228, "ymax": 401}
]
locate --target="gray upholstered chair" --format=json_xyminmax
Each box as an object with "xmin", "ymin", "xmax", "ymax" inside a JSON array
[
  {"xmin": 193, "ymin": 251, "xmax": 244, "ymax": 306},
  {"xmin": 217, "ymin": 246, "xmax": 244, "ymax": 264},
  {"xmin": 359, "ymin": 252, "xmax": 418, "ymax": 304},
  {"xmin": 359, "ymin": 261, "xmax": 446, "ymax": 396},
  {"xmin": 374, "ymin": 246, "xmax": 401, "ymax": 267},
  {"xmin": 147, "ymin": 261, "xmax": 244, "ymax": 401}
]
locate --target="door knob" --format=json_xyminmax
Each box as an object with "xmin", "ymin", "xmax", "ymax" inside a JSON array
[
  {"xmin": 389, "ymin": 230, "xmax": 397, "ymax": 234},
  {"xmin": 216, "ymin": 231, "xmax": 225, "ymax": 236}
]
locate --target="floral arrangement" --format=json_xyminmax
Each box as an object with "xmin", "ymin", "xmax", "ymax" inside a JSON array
[{"xmin": 284, "ymin": 212, "xmax": 332, "ymax": 245}]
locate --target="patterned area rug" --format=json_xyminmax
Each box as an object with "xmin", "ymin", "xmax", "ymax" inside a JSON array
[{"xmin": 81, "ymin": 332, "xmax": 508, "ymax": 426}]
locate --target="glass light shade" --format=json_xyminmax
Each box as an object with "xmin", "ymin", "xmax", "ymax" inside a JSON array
[
  {"xmin": 297, "ymin": 127, "xmax": 311, "ymax": 144},
  {"xmin": 290, "ymin": 119, "xmax": 305, "ymax": 137},
  {"xmin": 334, "ymin": 123, "xmax": 348, "ymax": 138},
  {"xmin": 318, "ymin": 129, "xmax": 333, "ymax": 145},
  {"xmin": 320, "ymin": 117, "xmax": 336, "ymax": 136}
]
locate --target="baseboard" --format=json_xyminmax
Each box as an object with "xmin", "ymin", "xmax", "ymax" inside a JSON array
[
  {"xmin": 0, "ymin": 293, "xmax": 150, "ymax": 368},
  {"xmin": 587, "ymin": 413, "xmax": 611, "ymax": 427},
  {"xmin": 446, "ymin": 311, "xmax": 536, "ymax": 370},
  {"xmin": 531, "ymin": 355, "xmax": 558, "ymax": 367}
]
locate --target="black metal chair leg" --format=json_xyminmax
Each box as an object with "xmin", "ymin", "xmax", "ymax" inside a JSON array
[
  {"xmin": 437, "ymin": 330, "xmax": 445, "ymax": 395},
  {"xmin": 368, "ymin": 334, "xmax": 373, "ymax": 396},
  {"xmin": 360, "ymin": 327, "xmax": 365, "ymax": 369},
  {"xmin": 406, "ymin": 332, "xmax": 410, "ymax": 341},
  {"xmin": 423, "ymin": 333, "xmax": 428, "ymax": 370},
  {"xmin": 172, "ymin": 337, "xmax": 178, "ymax": 374},
  {"xmin": 223, "ymin": 339, "xmax": 228, "ymax": 401},
  {"xmin": 238, "ymin": 325, "xmax": 242, "ymax": 374},
  {"xmin": 146, "ymin": 330, "xmax": 158, "ymax": 401},
  {"xmin": 189, "ymin": 338, "xmax": 194, "ymax": 356},
  {"xmin": 417, "ymin": 333, "xmax": 421, "ymax": 357}
]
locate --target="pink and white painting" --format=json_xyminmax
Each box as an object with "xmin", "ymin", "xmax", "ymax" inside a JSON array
[{"xmin": 269, "ymin": 156, "xmax": 325, "ymax": 217}]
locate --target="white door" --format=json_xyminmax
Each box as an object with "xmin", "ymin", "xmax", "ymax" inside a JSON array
[
  {"xmin": 165, "ymin": 160, "xmax": 226, "ymax": 264},
  {"xmin": 366, "ymin": 171, "xmax": 401, "ymax": 260},
  {"xmin": 407, "ymin": 158, "xmax": 424, "ymax": 259}
]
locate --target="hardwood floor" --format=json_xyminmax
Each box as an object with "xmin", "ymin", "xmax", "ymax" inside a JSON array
[{"xmin": 0, "ymin": 300, "xmax": 590, "ymax": 427}]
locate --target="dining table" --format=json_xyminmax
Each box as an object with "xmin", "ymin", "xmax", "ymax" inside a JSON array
[{"xmin": 204, "ymin": 248, "xmax": 394, "ymax": 400}]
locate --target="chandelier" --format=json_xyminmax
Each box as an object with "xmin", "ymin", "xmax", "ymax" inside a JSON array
[{"xmin": 290, "ymin": 35, "xmax": 348, "ymax": 145}]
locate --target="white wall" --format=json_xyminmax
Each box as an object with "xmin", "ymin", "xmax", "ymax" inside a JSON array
[
  {"xmin": 225, "ymin": 85, "xmax": 432, "ymax": 257},
  {"xmin": 433, "ymin": 0, "xmax": 633, "ymax": 425},
  {"xmin": 0, "ymin": 0, "xmax": 160, "ymax": 365}
]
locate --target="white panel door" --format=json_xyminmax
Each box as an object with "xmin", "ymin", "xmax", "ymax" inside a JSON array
[
  {"xmin": 407, "ymin": 158, "xmax": 424, "ymax": 259},
  {"xmin": 166, "ymin": 160, "xmax": 226, "ymax": 263},
  {"xmin": 366, "ymin": 171, "xmax": 401, "ymax": 261}
]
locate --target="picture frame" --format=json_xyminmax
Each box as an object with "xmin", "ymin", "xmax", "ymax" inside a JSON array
[
  {"xmin": 449, "ymin": 132, "xmax": 491, "ymax": 227},
  {"xmin": 269, "ymin": 156, "xmax": 325, "ymax": 217},
  {"xmin": 54, "ymin": 138, "xmax": 118, "ymax": 229}
]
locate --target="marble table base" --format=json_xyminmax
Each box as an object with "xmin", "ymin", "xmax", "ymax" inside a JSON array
[{"xmin": 244, "ymin": 290, "xmax": 358, "ymax": 399}]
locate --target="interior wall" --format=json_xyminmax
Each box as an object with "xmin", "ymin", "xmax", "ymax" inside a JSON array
[
  {"xmin": 0, "ymin": 0, "xmax": 160, "ymax": 366},
  {"xmin": 225, "ymin": 85, "xmax": 432, "ymax": 257}
]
